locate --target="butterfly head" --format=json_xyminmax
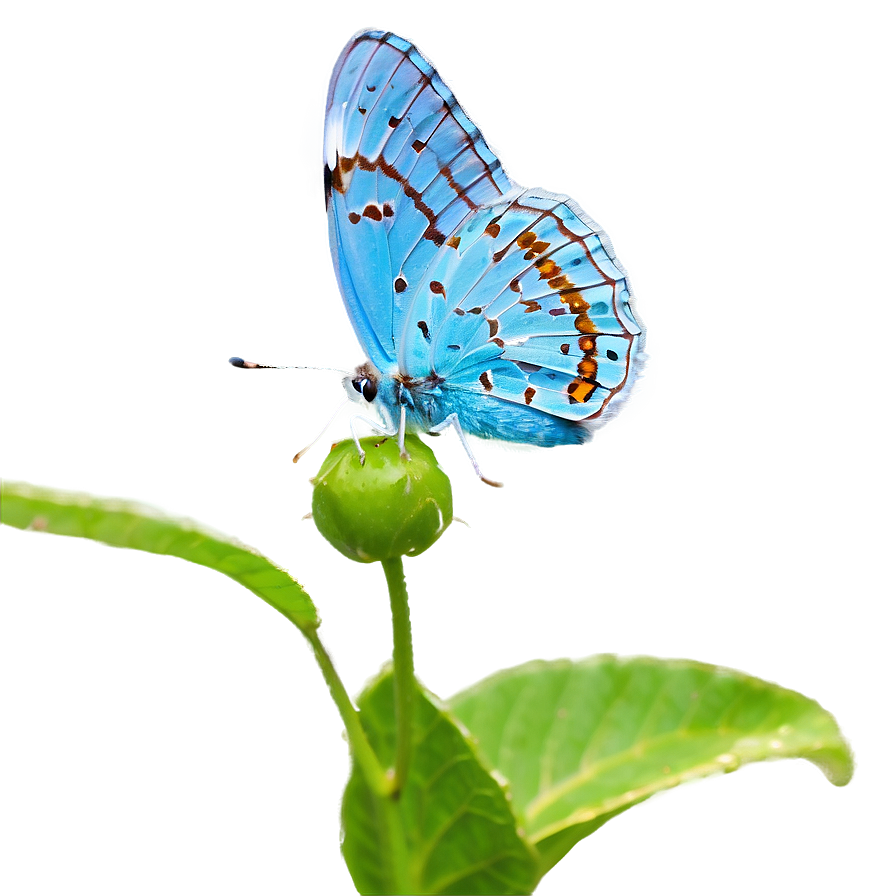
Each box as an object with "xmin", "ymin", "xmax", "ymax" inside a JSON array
[{"xmin": 344, "ymin": 361, "xmax": 380, "ymax": 405}]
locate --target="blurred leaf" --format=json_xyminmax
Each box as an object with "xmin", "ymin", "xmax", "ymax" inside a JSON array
[
  {"xmin": 448, "ymin": 655, "xmax": 853, "ymax": 877},
  {"xmin": 342, "ymin": 667, "xmax": 538, "ymax": 895},
  {"xmin": 1, "ymin": 480, "xmax": 318, "ymax": 631}
]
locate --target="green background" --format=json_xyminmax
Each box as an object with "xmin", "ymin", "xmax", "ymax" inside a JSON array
[{"xmin": 1, "ymin": 1, "xmax": 887, "ymax": 893}]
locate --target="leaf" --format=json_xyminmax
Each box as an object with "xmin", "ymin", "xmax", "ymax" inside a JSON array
[
  {"xmin": 448, "ymin": 655, "xmax": 853, "ymax": 878},
  {"xmin": 342, "ymin": 667, "xmax": 538, "ymax": 895},
  {"xmin": 0, "ymin": 480, "xmax": 319, "ymax": 632}
]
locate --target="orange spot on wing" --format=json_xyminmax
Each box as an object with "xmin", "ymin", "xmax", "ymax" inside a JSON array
[
  {"xmin": 536, "ymin": 259, "xmax": 561, "ymax": 279},
  {"xmin": 578, "ymin": 336, "xmax": 596, "ymax": 352},
  {"xmin": 574, "ymin": 334, "xmax": 600, "ymax": 394},
  {"xmin": 565, "ymin": 293, "xmax": 590, "ymax": 313},
  {"xmin": 578, "ymin": 358, "xmax": 598, "ymax": 379},
  {"xmin": 531, "ymin": 254, "xmax": 599, "ymax": 332},
  {"xmin": 567, "ymin": 379, "xmax": 597, "ymax": 403}
]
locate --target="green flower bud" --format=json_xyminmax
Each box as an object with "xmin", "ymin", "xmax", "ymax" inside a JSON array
[{"xmin": 311, "ymin": 435, "xmax": 453, "ymax": 563}]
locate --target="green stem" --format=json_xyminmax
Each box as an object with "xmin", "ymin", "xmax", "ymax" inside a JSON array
[
  {"xmin": 382, "ymin": 555, "xmax": 414, "ymax": 794},
  {"xmin": 304, "ymin": 628, "xmax": 391, "ymax": 797},
  {"xmin": 383, "ymin": 797, "xmax": 414, "ymax": 892},
  {"xmin": 307, "ymin": 617, "xmax": 415, "ymax": 888}
]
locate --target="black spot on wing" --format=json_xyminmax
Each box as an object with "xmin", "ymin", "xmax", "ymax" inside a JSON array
[{"xmin": 324, "ymin": 163, "xmax": 332, "ymax": 209}]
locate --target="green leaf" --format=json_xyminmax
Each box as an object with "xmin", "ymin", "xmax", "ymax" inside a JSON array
[
  {"xmin": 0, "ymin": 480, "xmax": 318, "ymax": 632},
  {"xmin": 342, "ymin": 667, "xmax": 538, "ymax": 895},
  {"xmin": 448, "ymin": 655, "xmax": 853, "ymax": 878}
]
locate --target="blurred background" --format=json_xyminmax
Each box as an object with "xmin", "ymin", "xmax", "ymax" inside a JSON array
[{"xmin": 2, "ymin": 1, "xmax": 892, "ymax": 892}]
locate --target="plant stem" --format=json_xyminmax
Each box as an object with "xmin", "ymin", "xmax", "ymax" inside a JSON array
[
  {"xmin": 382, "ymin": 556, "xmax": 414, "ymax": 795},
  {"xmin": 306, "ymin": 619, "xmax": 414, "ymax": 888},
  {"xmin": 304, "ymin": 628, "xmax": 391, "ymax": 797},
  {"xmin": 383, "ymin": 795, "xmax": 414, "ymax": 892}
]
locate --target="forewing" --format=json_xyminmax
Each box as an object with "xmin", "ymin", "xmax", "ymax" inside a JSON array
[
  {"xmin": 324, "ymin": 30, "xmax": 517, "ymax": 372},
  {"xmin": 404, "ymin": 189, "xmax": 644, "ymax": 424}
]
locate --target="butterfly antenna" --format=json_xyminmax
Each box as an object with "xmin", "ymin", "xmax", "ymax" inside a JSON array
[{"xmin": 229, "ymin": 357, "xmax": 350, "ymax": 375}]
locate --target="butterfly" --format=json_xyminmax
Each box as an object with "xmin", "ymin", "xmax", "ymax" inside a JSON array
[{"xmin": 324, "ymin": 30, "xmax": 644, "ymax": 484}]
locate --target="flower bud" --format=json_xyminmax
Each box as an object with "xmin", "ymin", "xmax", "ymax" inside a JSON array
[{"xmin": 311, "ymin": 436, "xmax": 453, "ymax": 563}]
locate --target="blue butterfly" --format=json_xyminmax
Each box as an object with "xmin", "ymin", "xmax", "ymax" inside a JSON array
[{"xmin": 326, "ymin": 30, "xmax": 644, "ymax": 483}]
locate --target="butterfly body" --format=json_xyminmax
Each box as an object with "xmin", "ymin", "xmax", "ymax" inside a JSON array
[
  {"xmin": 326, "ymin": 30, "xmax": 644, "ymax": 452},
  {"xmin": 356, "ymin": 362, "xmax": 591, "ymax": 448}
]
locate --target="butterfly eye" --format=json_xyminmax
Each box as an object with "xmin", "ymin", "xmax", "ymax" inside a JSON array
[
  {"xmin": 361, "ymin": 378, "xmax": 377, "ymax": 402},
  {"xmin": 342, "ymin": 376, "xmax": 376, "ymax": 404}
]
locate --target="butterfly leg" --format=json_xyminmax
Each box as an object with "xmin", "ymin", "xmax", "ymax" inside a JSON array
[
  {"xmin": 397, "ymin": 404, "xmax": 409, "ymax": 459},
  {"xmin": 292, "ymin": 396, "xmax": 349, "ymax": 464},
  {"xmin": 348, "ymin": 413, "xmax": 397, "ymax": 465},
  {"xmin": 430, "ymin": 414, "xmax": 503, "ymax": 488}
]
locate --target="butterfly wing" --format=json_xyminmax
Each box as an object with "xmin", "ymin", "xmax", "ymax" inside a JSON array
[
  {"xmin": 400, "ymin": 189, "xmax": 644, "ymax": 432},
  {"xmin": 324, "ymin": 30, "xmax": 517, "ymax": 373}
]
